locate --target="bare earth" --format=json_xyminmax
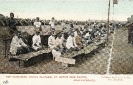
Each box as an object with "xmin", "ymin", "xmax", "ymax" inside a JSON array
[
  {"xmin": 110, "ymin": 29, "xmax": 133, "ymax": 74},
  {"xmin": 0, "ymin": 28, "xmax": 133, "ymax": 74}
]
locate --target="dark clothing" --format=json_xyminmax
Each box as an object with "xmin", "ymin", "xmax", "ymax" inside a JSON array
[
  {"xmin": 16, "ymin": 46, "xmax": 29, "ymax": 56},
  {"xmin": 70, "ymin": 23, "xmax": 74, "ymax": 28},
  {"xmin": 41, "ymin": 22, "xmax": 45, "ymax": 25},
  {"xmin": 0, "ymin": 19, "xmax": 7, "ymax": 26},
  {"xmin": 130, "ymin": 25, "xmax": 133, "ymax": 32},
  {"xmin": 131, "ymin": 31, "xmax": 133, "ymax": 45},
  {"xmin": 7, "ymin": 18, "xmax": 17, "ymax": 35},
  {"xmin": 84, "ymin": 24, "xmax": 88, "ymax": 29},
  {"xmin": 130, "ymin": 25, "xmax": 133, "ymax": 44},
  {"xmin": 3, "ymin": 19, "xmax": 7, "ymax": 26},
  {"xmin": 128, "ymin": 34, "xmax": 131, "ymax": 43},
  {"xmin": 0, "ymin": 20, "xmax": 4, "ymax": 26},
  {"xmin": 7, "ymin": 18, "xmax": 17, "ymax": 31},
  {"xmin": 128, "ymin": 25, "xmax": 132, "ymax": 43},
  {"xmin": 90, "ymin": 29, "xmax": 96, "ymax": 40},
  {"xmin": 22, "ymin": 37, "xmax": 29, "ymax": 46}
]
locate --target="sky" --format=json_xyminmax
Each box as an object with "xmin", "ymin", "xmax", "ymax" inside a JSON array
[{"xmin": 0, "ymin": 0, "xmax": 133, "ymax": 21}]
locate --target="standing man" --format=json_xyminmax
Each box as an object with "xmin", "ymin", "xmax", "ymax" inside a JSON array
[
  {"xmin": 61, "ymin": 20, "xmax": 66, "ymax": 30},
  {"xmin": 34, "ymin": 17, "xmax": 42, "ymax": 31},
  {"xmin": 7, "ymin": 13, "xmax": 17, "ymax": 35},
  {"xmin": 49, "ymin": 17, "xmax": 55, "ymax": 30}
]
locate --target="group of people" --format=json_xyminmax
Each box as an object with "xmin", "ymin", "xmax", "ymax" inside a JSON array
[
  {"xmin": 9, "ymin": 26, "xmax": 43, "ymax": 56},
  {"xmin": 48, "ymin": 22, "xmax": 108, "ymax": 62},
  {"xmin": 7, "ymin": 12, "xmax": 110, "ymax": 67},
  {"xmin": 0, "ymin": 14, "xmax": 86, "ymax": 27},
  {"xmin": 8, "ymin": 16, "xmax": 62, "ymax": 56},
  {"xmin": 8, "ymin": 13, "xmax": 60, "ymax": 56},
  {"xmin": 9, "ymin": 13, "xmax": 44, "ymax": 56},
  {"xmin": 0, "ymin": 15, "xmax": 48, "ymax": 27}
]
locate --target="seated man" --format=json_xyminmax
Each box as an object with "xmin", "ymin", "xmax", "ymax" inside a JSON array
[
  {"xmin": 21, "ymin": 32, "xmax": 29, "ymax": 45},
  {"xmin": 75, "ymin": 31, "xmax": 83, "ymax": 49},
  {"xmin": 48, "ymin": 28, "xmax": 55, "ymax": 50},
  {"xmin": 9, "ymin": 31, "xmax": 29, "ymax": 56},
  {"xmin": 84, "ymin": 30, "xmax": 92, "ymax": 45},
  {"xmin": 79, "ymin": 26, "xmax": 83, "ymax": 35},
  {"xmin": 52, "ymin": 32, "xmax": 68, "ymax": 67},
  {"xmin": 21, "ymin": 31, "xmax": 33, "ymax": 52},
  {"xmin": 32, "ymin": 28, "xmax": 42, "ymax": 51},
  {"xmin": 66, "ymin": 32, "xmax": 78, "ymax": 51},
  {"xmin": 82, "ymin": 31, "xmax": 89, "ymax": 46},
  {"xmin": 94, "ymin": 30, "xmax": 101, "ymax": 42},
  {"xmin": 52, "ymin": 31, "xmax": 63, "ymax": 60}
]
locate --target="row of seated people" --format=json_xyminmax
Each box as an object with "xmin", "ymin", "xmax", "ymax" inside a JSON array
[
  {"xmin": 48, "ymin": 26, "xmax": 107, "ymax": 59},
  {"xmin": 48, "ymin": 27, "xmax": 107, "ymax": 67},
  {"xmin": 9, "ymin": 25, "xmax": 106, "ymax": 58}
]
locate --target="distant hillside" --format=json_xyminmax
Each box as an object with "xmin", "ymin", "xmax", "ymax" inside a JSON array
[{"xmin": 0, "ymin": 14, "xmax": 5, "ymax": 19}]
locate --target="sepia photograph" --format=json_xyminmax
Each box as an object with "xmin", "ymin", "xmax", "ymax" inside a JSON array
[{"xmin": 0, "ymin": 0, "xmax": 133, "ymax": 84}]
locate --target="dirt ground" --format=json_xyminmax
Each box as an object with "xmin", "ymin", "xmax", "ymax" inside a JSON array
[
  {"xmin": 0, "ymin": 28, "xmax": 133, "ymax": 74},
  {"xmin": 110, "ymin": 28, "xmax": 133, "ymax": 74}
]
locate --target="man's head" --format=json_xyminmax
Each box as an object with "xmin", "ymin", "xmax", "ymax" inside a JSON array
[
  {"xmin": 35, "ymin": 28, "xmax": 40, "ymax": 35},
  {"xmin": 51, "ymin": 28, "xmax": 55, "ymax": 35},
  {"xmin": 51, "ymin": 28, "xmax": 55, "ymax": 31},
  {"xmin": 22, "ymin": 32, "xmax": 28, "ymax": 38},
  {"xmin": 52, "ymin": 17, "xmax": 55, "ymax": 21},
  {"xmin": 61, "ymin": 30, "xmax": 64, "ymax": 34},
  {"xmin": 15, "ymin": 31, "xmax": 21, "ymax": 38},
  {"xmin": 71, "ymin": 28, "xmax": 75, "ymax": 33},
  {"xmin": 57, "ymin": 32, "xmax": 62, "ymax": 39},
  {"xmin": 77, "ymin": 31, "xmax": 81, "ymax": 36},
  {"xmin": 70, "ymin": 32, "xmax": 74, "ymax": 37},
  {"xmin": 80, "ymin": 27, "xmax": 83, "ymax": 31},
  {"xmin": 51, "ymin": 31, "xmax": 55, "ymax": 36},
  {"xmin": 70, "ymin": 20, "xmax": 73, "ymax": 23},
  {"xmin": 36, "ymin": 17, "xmax": 39, "ymax": 22},
  {"xmin": 36, "ymin": 32, "xmax": 40, "ymax": 35},
  {"xmin": 10, "ymin": 13, "xmax": 14, "ymax": 19},
  {"xmin": 63, "ymin": 20, "xmax": 65, "ymax": 22}
]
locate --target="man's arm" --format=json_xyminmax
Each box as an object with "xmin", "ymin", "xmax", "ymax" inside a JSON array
[
  {"xmin": 20, "ymin": 38, "xmax": 27, "ymax": 47},
  {"xmin": 32, "ymin": 36, "xmax": 37, "ymax": 46},
  {"xmin": 48, "ymin": 36, "xmax": 53, "ymax": 47}
]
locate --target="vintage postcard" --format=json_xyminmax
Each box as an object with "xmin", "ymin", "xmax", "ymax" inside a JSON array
[{"xmin": 0, "ymin": 0, "xmax": 133, "ymax": 85}]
